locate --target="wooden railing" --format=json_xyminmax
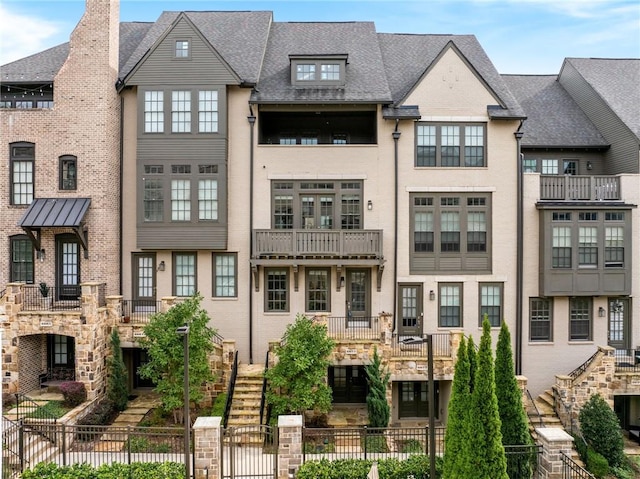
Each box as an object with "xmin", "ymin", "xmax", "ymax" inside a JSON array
[
  {"xmin": 540, "ymin": 175, "xmax": 620, "ymax": 201},
  {"xmin": 253, "ymin": 229, "xmax": 383, "ymax": 258}
]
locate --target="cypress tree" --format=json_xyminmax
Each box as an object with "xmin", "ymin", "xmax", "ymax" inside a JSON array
[
  {"xmin": 470, "ymin": 318, "xmax": 508, "ymax": 479},
  {"xmin": 107, "ymin": 328, "xmax": 129, "ymax": 412},
  {"xmin": 443, "ymin": 336, "xmax": 473, "ymax": 478},
  {"xmin": 467, "ymin": 334, "xmax": 477, "ymax": 393},
  {"xmin": 495, "ymin": 322, "xmax": 533, "ymax": 478},
  {"xmin": 365, "ymin": 347, "xmax": 390, "ymax": 427}
]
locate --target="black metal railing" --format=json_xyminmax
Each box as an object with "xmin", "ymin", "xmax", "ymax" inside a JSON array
[
  {"xmin": 553, "ymin": 387, "xmax": 577, "ymax": 434},
  {"xmin": 13, "ymin": 393, "xmax": 58, "ymax": 424},
  {"xmin": 122, "ymin": 300, "xmax": 162, "ymax": 324},
  {"xmin": 525, "ymin": 389, "xmax": 544, "ymax": 429},
  {"xmin": 568, "ymin": 350, "xmax": 599, "ymax": 381},
  {"xmin": 0, "ymin": 288, "xmax": 6, "ymax": 300},
  {"xmin": 23, "ymin": 285, "xmax": 82, "ymax": 311},
  {"xmin": 391, "ymin": 333, "xmax": 451, "ymax": 358},
  {"xmin": 505, "ymin": 444, "xmax": 543, "ymax": 478},
  {"xmin": 561, "ymin": 451, "xmax": 595, "ymax": 478},
  {"xmin": 3, "ymin": 417, "xmax": 25, "ymax": 474},
  {"xmin": 212, "ymin": 332, "xmax": 224, "ymax": 347},
  {"xmin": 222, "ymin": 351, "xmax": 239, "ymax": 428},
  {"xmin": 325, "ymin": 316, "xmax": 381, "ymax": 340},
  {"xmin": 613, "ymin": 348, "xmax": 640, "ymax": 372},
  {"xmin": 259, "ymin": 351, "xmax": 270, "ymax": 426}
]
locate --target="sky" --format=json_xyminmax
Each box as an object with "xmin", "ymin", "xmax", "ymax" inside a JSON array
[{"xmin": 0, "ymin": 0, "xmax": 638, "ymax": 74}]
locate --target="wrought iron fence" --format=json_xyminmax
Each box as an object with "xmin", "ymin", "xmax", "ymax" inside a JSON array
[
  {"xmin": 23, "ymin": 284, "xmax": 82, "ymax": 311},
  {"xmin": 303, "ymin": 426, "xmax": 446, "ymax": 462},
  {"xmin": 122, "ymin": 299, "xmax": 162, "ymax": 323},
  {"xmin": 325, "ymin": 316, "xmax": 381, "ymax": 340},
  {"xmin": 561, "ymin": 451, "xmax": 595, "ymax": 478},
  {"xmin": 613, "ymin": 348, "xmax": 640, "ymax": 372},
  {"xmin": 223, "ymin": 351, "xmax": 239, "ymax": 428},
  {"xmin": 504, "ymin": 444, "xmax": 543, "ymax": 479},
  {"xmin": 391, "ymin": 333, "xmax": 451, "ymax": 358},
  {"xmin": 568, "ymin": 350, "xmax": 599, "ymax": 380}
]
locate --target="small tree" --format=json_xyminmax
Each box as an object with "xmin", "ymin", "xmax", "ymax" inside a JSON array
[
  {"xmin": 139, "ymin": 293, "xmax": 216, "ymax": 423},
  {"xmin": 365, "ymin": 347, "xmax": 390, "ymax": 427},
  {"xmin": 266, "ymin": 314, "xmax": 335, "ymax": 418},
  {"xmin": 467, "ymin": 334, "xmax": 477, "ymax": 393},
  {"xmin": 579, "ymin": 393, "xmax": 625, "ymax": 468},
  {"xmin": 469, "ymin": 318, "xmax": 508, "ymax": 479},
  {"xmin": 443, "ymin": 336, "xmax": 474, "ymax": 478},
  {"xmin": 495, "ymin": 322, "xmax": 533, "ymax": 479},
  {"xmin": 107, "ymin": 328, "xmax": 129, "ymax": 412}
]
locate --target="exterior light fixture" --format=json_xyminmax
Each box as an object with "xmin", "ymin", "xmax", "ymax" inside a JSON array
[
  {"xmin": 429, "ymin": 290, "xmax": 435, "ymax": 301},
  {"xmin": 367, "ymin": 200, "xmax": 373, "ymax": 211},
  {"xmin": 598, "ymin": 306, "xmax": 606, "ymax": 317},
  {"xmin": 157, "ymin": 260, "xmax": 165, "ymax": 272}
]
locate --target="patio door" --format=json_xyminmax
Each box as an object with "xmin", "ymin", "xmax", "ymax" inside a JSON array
[
  {"xmin": 608, "ymin": 298, "xmax": 630, "ymax": 350},
  {"xmin": 56, "ymin": 234, "xmax": 80, "ymax": 300},
  {"xmin": 133, "ymin": 253, "xmax": 156, "ymax": 303},
  {"xmin": 346, "ymin": 269, "xmax": 370, "ymax": 319},
  {"xmin": 398, "ymin": 284, "xmax": 423, "ymax": 336},
  {"xmin": 329, "ymin": 366, "xmax": 367, "ymax": 403},
  {"xmin": 398, "ymin": 381, "xmax": 439, "ymax": 419}
]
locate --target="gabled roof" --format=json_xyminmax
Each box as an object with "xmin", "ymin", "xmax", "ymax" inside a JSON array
[
  {"xmin": 502, "ymin": 74, "xmax": 607, "ymax": 148},
  {"xmin": 561, "ymin": 58, "xmax": 640, "ymax": 140},
  {"xmin": 377, "ymin": 33, "xmax": 525, "ymax": 118},
  {"xmin": 251, "ymin": 22, "xmax": 392, "ymax": 104},
  {"xmin": 0, "ymin": 23, "xmax": 152, "ymax": 83},
  {"xmin": 121, "ymin": 11, "xmax": 272, "ymax": 84}
]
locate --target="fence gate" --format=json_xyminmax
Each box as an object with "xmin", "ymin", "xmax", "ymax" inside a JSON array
[{"xmin": 223, "ymin": 425, "xmax": 277, "ymax": 479}]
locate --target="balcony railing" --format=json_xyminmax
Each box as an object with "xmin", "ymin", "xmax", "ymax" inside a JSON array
[
  {"xmin": 391, "ymin": 333, "xmax": 452, "ymax": 358},
  {"xmin": 326, "ymin": 316, "xmax": 381, "ymax": 340},
  {"xmin": 23, "ymin": 284, "xmax": 81, "ymax": 311},
  {"xmin": 253, "ymin": 229, "xmax": 383, "ymax": 258},
  {"xmin": 540, "ymin": 175, "xmax": 620, "ymax": 201},
  {"xmin": 122, "ymin": 300, "xmax": 162, "ymax": 324}
]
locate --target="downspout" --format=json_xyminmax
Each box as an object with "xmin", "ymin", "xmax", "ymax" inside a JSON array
[
  {"xmin": 392, "ymin": 121, "xmax": 401, "ymax": 331},
  {"xmin": 515, "ymin": 123, "xmax": 524, "ymax": 374},
  {"xmin": 118, "ymin": 94, "xmax": 124, "ymax": 295},
  {"xmin": 248, "ymin": 106, "xmax": 256, "ymax": 364}
]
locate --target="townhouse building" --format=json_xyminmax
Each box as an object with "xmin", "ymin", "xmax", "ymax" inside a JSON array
[{"xmin": 1, "ymin": 0, "xmax": 638, "ymax": 425}]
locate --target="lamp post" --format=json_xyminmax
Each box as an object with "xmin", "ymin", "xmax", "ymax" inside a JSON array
[
  {"xmin": 402, "ymin": 334, "xmax": 436, "ymax": 479},
  {"xmin": 176, "ymin": 325, "xmax": 190, "ymax": 479}
]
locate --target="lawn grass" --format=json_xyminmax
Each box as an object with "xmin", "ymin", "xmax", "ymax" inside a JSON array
[{"xmin": 25, "ymin": 400, "xmax": 72, "ymax": 419}]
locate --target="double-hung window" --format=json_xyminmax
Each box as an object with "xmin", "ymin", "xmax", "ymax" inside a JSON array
[
  {"xmin": 198, "ymin": 91, "xmax": 218, "ymax": 133},
  {"xmin": 59, "ymin": 155, "xmax": 78, "ymax": 190},
  {"xmin": 10, "ymin": 235, "xmax": 34, "ymax": 283},
  {"xmin": 171, "ymin": 165, "xmax": 191, "ymax": 221},
  {"xmin": 438, "ymin": 283, "xmax": 462, "ymax": 327},
  {"xmin": 415, "ymin": 123, "xmax": 485, "ymax": 167},
  {"xmin": 569, "ymin": 297, "xmax": 591, "ymax": 341},
  {"xmin": 144, "ymin": 91, "xmax": 164, "ymax": 133},
  {"xmin": 143, "ymin": 165, "xmax": 164, "ymax": 222},
  {"xmin": 479, "ymin": 283, "xmax": 503, "ymax": 327},
  {"xmin": 213, "ymin": 253, "xmax": 237, "ymax": 298},
  {"xmin": 171, "ymin": 91, "xmax": 191, "ymax": 133},
  {"xmin": 265, "ymin": 268, "xmax": 289, "ymax": 312},
  {"xmin": 410, "ymin": 193, "xmax": 491, "ymax": 273},
  {"xmin": 173, "ymin": 252, "xmax": 196, "ymax": 297},
  {"xmin": 529, "ymin": 298, "xmax": 552, "ymax": 341},
  {"xmin": 605, "ymin": 212, "xmax": 624, "ymax": 268},
  {"xmin": 306, "ymin": 268, "xmax": 330, "ymax": 312},
  {"xmin": 10, "ymin": 143, "xmax": 34, "ymax": 205}
]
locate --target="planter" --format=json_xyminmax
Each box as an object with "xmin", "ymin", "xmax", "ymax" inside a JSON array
[{"xmin": 122, "ymin": 316, "xmax": 131, "ymax": 324}]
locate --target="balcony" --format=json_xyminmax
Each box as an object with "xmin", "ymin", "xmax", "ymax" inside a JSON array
[
  {"xmin": 252, "ymin": 229, "xmax": 383, "ymax": 259},
  {"xmin": 540, "ymin": 175, "xmax": 620, "ymax": 201}
]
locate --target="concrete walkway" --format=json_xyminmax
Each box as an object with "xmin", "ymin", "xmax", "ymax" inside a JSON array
[{"xmin": 111, "ymin": 393, "xmax": 161, "ymax": 428}]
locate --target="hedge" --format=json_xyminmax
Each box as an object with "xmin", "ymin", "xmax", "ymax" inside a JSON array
[
  {"xmin": 21, "ymin": 461, "xmax": 185, "ymax": 479},
  {"xmin": 296, "ymin": 455, "xmax": 443, "ymax": 479}
]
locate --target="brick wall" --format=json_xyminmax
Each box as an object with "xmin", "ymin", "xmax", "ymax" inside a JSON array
[{"xmin": 17, "ymin": 335, "xmax": 45, "ymax": 393}]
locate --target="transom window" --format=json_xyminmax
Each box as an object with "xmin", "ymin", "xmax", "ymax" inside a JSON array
[
  {"xmin": 411, "ymin": 193, "xmax": 491, "ymax": 273},
  {"xmin": 416, "ymin": 123, "xmax": 486, "ymax": 167},
  {"xmin": 479, "ymin": 283, "xmax": 503, "ymax": 327},
  {"xmin": 173, "ymin": 252, "xmax": 196, "ymax": 297},
  {"xmin": 272, "ymin": 181, "xmax": 362, "ymax": 230},
  {"xmin": 439, "ymin": 283, "xmax": 462, "ymax": 327},
  {"xmin": 10, "ymin": 142, "xmax": 34, "ymax": 205},
  {"xmin": 529, "ymin": 298, "xmax": 552, "ymax": 341},
  {"xmin": 213, "ymin": 253, "xmax": 237, "ymax": 298}
]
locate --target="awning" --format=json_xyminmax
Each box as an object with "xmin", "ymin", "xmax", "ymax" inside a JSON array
[{"xmin": 18, "ymin": 198, "xmax": 91, "ymax": 257}]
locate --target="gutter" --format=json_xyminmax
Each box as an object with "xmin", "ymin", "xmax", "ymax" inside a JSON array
[
  {"xmin": 515, "ymin": 123, "xmax": 524, "ymax": 374},
  {"xmin": 248, "ymin": 106, "xmax": 256, "ymax": 364}
]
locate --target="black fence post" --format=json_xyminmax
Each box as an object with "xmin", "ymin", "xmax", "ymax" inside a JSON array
[
  {"xmin": 62, "ymin": 423, "xmax": 67, "ymax": 466},
  {"xmin": 363, "ymin": 426, "xmax": 367, "ymax": 460},
  {"xmin": 18, "ymin": 420, "xmax": 24, "ymax": 473}
]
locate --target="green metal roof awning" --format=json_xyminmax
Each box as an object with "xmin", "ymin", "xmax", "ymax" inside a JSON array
[{"xmin": 18, "ymin": 198, "xmax": 91, "ymax": 257}]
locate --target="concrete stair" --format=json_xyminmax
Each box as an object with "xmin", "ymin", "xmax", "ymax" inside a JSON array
[
  {"xmin": 527, "ymin": 389, "xmax": 564, "ymax": 437},
  {"xmin": 226, "ymin": 364, "xmax": 265, "ymax": 430}
]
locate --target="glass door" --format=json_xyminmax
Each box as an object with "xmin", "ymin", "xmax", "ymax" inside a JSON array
[
  {"xmin": 56, "ymin": 234, "xmax": 80, "ymax": 300},
  {"xmin": 398, "ymin": 284, "xmax": 423, "ymax": 336}
]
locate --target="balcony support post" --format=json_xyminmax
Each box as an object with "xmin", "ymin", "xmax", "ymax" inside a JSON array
[
  {"xmin": 252, "ymin": 264, "xmax": 260, "ymax": 292},
  {"xmin": 336, "ymin": 265, "xmax": 343, "ymax": 292},
  {"xmin": 293, "ymin": 265, "xmax": 299, "ymax": 292}
]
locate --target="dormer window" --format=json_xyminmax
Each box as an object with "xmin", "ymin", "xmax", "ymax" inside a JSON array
[
  {"xmin": 175, "ymin": 40, "xmax": 190, "ymax": 58},
  {"xmin": 290, "ymin": 55, "xmax": 347, "ymax": 86}
]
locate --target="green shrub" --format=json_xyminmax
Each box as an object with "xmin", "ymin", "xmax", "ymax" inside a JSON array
[
  {"xmin": 579, "ymin": 394, "xmax": 625, "ymax": 468},
  {"xmin": 399, "ymin": 438, "xmax": 424, "ymax": 454},
  {"xmin": 364, "ymin": 434, "xmax": 388, "ymax": 453},
  {"xmin": 59, "ymin": 381, "xmax": 87, "ymax": 407},
  {"xmin": 211, "ymin": 392, "xmax": 227, "ymax": 417},
  {"xmin": 296, "ymin": 455, "xmax": 442, "ymax": 479},
  {"xmin": 129, "ymin": 436, "xmax": 171, "ymax": 453},
  {"xmin": 21, "ymin": 461, "xmax": 184, "ymax": 479},
  {"xmin": 78, "ymin": 399, "xmax": 117, "ymax": 426},
  {"xmin": 586, "ymin": 447, "xmax": 609, "ymax": 478}
]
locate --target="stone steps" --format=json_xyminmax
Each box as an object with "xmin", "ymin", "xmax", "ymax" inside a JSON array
[{"xmin": 226, "ymin": 364, "xmax": 266, "ymax": 430}]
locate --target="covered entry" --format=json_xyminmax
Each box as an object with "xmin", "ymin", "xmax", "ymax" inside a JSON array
[{"xmin": 18, "ymin": 334, "xmax": 76, "ymax": 393}]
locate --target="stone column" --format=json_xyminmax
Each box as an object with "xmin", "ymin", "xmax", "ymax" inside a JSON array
[
  {"xmin": 278, "ymin": 415, "xmax": 303, "ymax": 479},
  {"xmin": 193, "ymin": 416, "xmax": 222, "ymax": 479},
  {"xmin": 536, "ymin": 427, "xmax": 574, "ymax": 479}
]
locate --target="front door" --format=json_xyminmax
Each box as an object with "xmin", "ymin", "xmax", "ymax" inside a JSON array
[
  {"xmin": 398, "ymin": 284, "xmax": 423, "ymax": 336},
  {"xmin": 133, "ymin": 253, "xmax": 156, "ymax": 303},
  {"xmin": 608, "ymin": 298, "xmax": 630, "ymax": 350},
  {"xmin": 47, "ymin": 334, "xmax": 75, "ymax": 379},
  {"xmin": 133, "ymin": 348, "xmax": 155, "ymax": 389},
  {"xmin": 398, "ymin": 381, "xmax": 439, "ymax": 419},
  {"xmin": 56, "ymin": 234, "xmax": 80, "ymax": 300},
  {"xmin": 329, "ymin": 366, "xmax": 367, "ymax": 403},
  {"xmin": 346, "ymin": 269, "xmax": 370, "ymax": 320}
]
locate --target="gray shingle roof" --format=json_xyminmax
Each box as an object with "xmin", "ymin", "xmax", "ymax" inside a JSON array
[
  {"xmin": 563, "ymin": 58, "xmax": 640, "ymax": 140},
  {"xmin": 1, "ymin": 23, "xmax": 152, "ymax": 83},
  {"xmin": 121, "ymin": 11, "xmax": 272, "ymax": 83},
  {"xmin": 377, "ymin": 33, "xmax": 525, "ymax": 118},
  {"xmin": 251, "ymin": 22, "xmax": 392, "ymax": 103},
  {"xmin": 502, "ymin": 74, "xmax": 607, "ymax": 147}
]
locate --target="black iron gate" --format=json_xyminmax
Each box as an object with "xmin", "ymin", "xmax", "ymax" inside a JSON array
[{"xmin": 222, "ymin": 425, "xmax": 277, "ymax": 479}]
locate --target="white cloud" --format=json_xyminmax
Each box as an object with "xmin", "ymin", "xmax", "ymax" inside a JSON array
[{"xmin": 0, "ymin": 4, "xmax": 64, "ymax": 65}]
